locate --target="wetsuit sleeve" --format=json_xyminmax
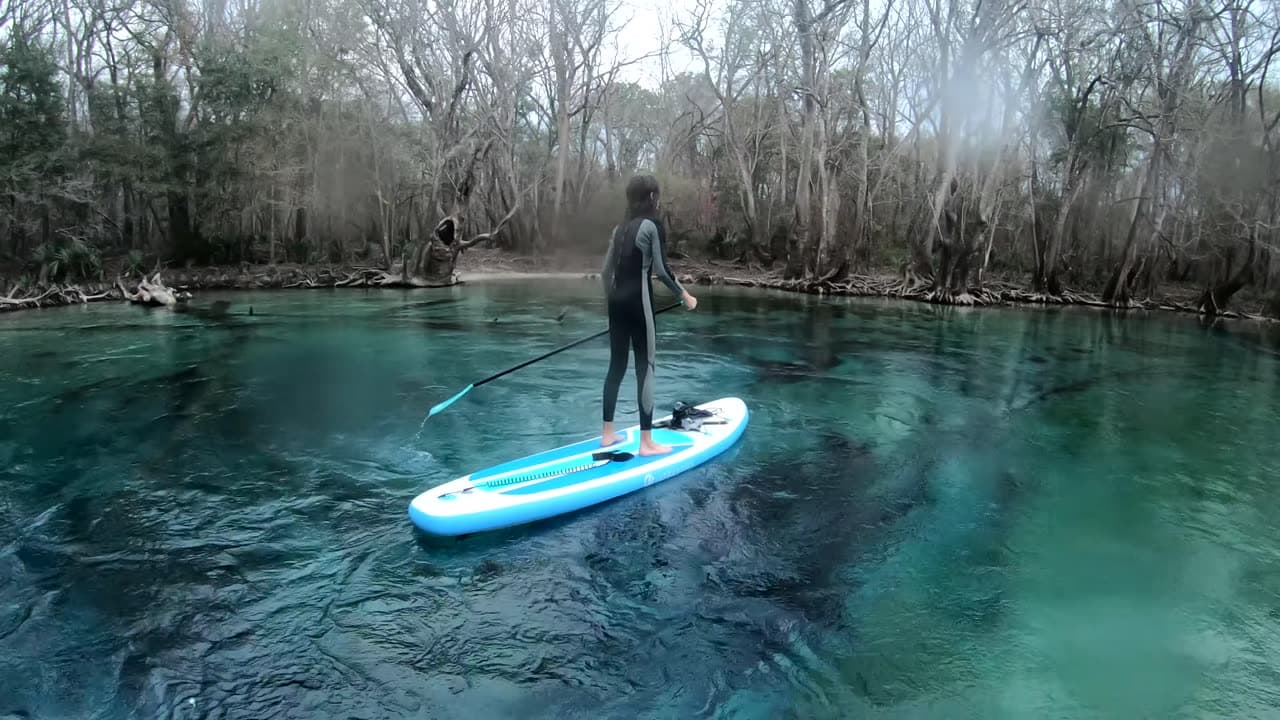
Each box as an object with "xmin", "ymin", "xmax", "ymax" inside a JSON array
[
  {"xmin": 601, "ymin": 226, "xmax": 619, "ymax": 295},
  {"xmin": 638, "ymin": 219, "xmax": 685, "ymax": 297}
]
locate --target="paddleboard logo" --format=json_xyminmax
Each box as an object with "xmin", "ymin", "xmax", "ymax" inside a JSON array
[{"xmin": 643, "ymin": 473, "xmax": 655, "ymax": 487}]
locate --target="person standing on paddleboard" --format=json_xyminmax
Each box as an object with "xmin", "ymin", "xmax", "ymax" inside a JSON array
[{"xmin": 600, "ymin": 174, "xmax": 698, "ymax": 456}]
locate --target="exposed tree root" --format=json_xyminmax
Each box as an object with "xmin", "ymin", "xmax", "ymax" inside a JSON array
[
  {"xmin": 678, "ymin": 266, "xmax": 1275, "ymax": 322},
  {"xmin": 923, "ymin": 289, "xmax": 981, "ymax": 305},
  {"xmin": 279, "ymin": 266, "xmax": 459, "ymax": 290}
]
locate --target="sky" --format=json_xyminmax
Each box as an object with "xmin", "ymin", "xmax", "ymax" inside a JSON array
[{"xmin": 609, "ymin": 0, "xmax": 703, "ymax": 89}]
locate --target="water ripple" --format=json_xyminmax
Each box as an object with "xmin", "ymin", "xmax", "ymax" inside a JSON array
[{"xmin": 2, "ymin": 284, "xmax": 1279, "ymax": 719}]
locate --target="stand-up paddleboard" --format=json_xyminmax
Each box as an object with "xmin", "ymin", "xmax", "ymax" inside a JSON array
[{"xmin": 409, "ymin": 397, "xmax": 748, "ymax": 536}]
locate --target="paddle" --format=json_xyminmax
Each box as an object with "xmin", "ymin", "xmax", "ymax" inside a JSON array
[{"xmin": 426, "ymin": 301, "xmax": 684, "ymax": 418}]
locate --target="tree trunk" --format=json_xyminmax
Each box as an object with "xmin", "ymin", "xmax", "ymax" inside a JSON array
[
  {"xmin": 1103, "ymin": 143, "xmax": 1160, "ymax": 305},
  {"xmin": 816, "ymin": 158, "xmax": 840, "ymax": 278},
  {"xmin": 813, "ymin": 63, "xmax": 840, "ymax": 280},
  {"xmin": 849, "ymin": 76, "xmax": 872, "ymax": 269},
  {"xmin": 1038, "ymin": 166, "xmax": 1084, "ymax": 295},
  {"xmin": 550, "ymin": 7, "xmax": 572, "ymax": 247},
  {"xmin": 1199, "ymin": 231, "xmax": 1258, "ymax": 316},
  {"xmin": 786, "ymin": 0, "xmax": 818, "ymax": 280},
  {"xmin": 977, "ymin": 200, "xmax": 1001, "ymax": 287}
]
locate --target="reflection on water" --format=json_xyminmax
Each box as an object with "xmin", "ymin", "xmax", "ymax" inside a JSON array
[{"xmin": 2, "ymin": 280, "xmax": 1279, "ymax": 719}]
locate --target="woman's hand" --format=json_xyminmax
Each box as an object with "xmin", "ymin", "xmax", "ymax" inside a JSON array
[{"xmin": 682, "ymin": 291, "xmax": 698, "ymax": 310}]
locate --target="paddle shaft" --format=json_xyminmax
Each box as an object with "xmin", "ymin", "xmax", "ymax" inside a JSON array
[
  {"xmin": 469, "ymin": 301, "xmax": 682, "ymax": 390},
  {"xmin": 426, "ymin": 300, "xmax": 684, "ymax": 418}
]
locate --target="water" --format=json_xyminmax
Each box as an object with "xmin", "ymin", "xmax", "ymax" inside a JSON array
[{"xmin": 2, "ymin": 279, "xmax": 1279, "ymax": 719}]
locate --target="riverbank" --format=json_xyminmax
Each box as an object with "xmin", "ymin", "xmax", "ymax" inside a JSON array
[
  {"xmin": 2, "ymin": 247, "xmax": 1275, "ymax": 323},
  {"xmin": 0, "ymin": 264, "xmax": 460, "ymax": 313},
  {"xmin": 457, "ymin": 248, "xmax": 1277, "ymax": 323}
]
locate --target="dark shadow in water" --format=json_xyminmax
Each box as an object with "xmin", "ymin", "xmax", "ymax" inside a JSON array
[
  {"xmin": 383, "ymin": 297, "xmax": 460, "ymax": 316},
  {"xmin": 174, "ymin": 299, "xmax": 233, "ymax": 320},
  {"xmin": 712, "ymin": 432, "xmax": 915, "ymax": 628},
  {"xmin": 748, "ymin": 359, "xmax": 835, "ymax": 383},
  {"xmin": 697, "ymin": 295, "xmax": 848, "ymax": 384},
  {"xmin": 1008, "ymin": 366, "xmax": 1152, "ymax": 413},
  {"xmin": 0, "ymin": 321, "xmax": 203, "ymax": 334},
  {"xmin": 414, "ymin": 319, "xmax": 470, "ymax": 332},
  {"xmin": 1204, "ymin": 314, "xmax": 1280, "ymax": 359}
]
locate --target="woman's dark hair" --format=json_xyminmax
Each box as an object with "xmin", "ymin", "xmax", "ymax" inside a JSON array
[{"xmin": 624, "ymin": 174, "xmax": 660, "ymax": 220}]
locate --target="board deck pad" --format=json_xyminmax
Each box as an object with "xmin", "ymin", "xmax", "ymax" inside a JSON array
[{"xmin": 409, "ymin": 397, "xmax": 748, "ymax": 536}]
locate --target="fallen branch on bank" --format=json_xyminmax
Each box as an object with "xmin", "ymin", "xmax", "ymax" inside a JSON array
[
  {"xmin": 116, "ymin": 272, "xmax": 189, "ymax": 306},
  {"xmin": 0, "ymin": 264, "xmax": 463, "ymax": 314},
  {"xmin": 0, "ymin": 282, "xmax": 112, "ymax": 311}
]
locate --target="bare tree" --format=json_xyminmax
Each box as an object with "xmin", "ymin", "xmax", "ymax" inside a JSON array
[{"xmin": 678, "ymin": 0, "xmax": 780, "ymax": 263}]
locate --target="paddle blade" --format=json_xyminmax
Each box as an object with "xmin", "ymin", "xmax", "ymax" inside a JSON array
[{"xmin": 428, "ymin": 384, "xmax": 474, "ymax": 418}]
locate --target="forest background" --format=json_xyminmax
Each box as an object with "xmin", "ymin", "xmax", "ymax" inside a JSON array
[{"xmin": 2, "ymin": 0, "xmax": 1278, "ymax": 317}]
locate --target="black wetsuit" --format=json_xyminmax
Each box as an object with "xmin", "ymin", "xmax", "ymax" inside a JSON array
[{"xmin": 601, "ymin": 215, "xmax": 686, "ymax": 431}]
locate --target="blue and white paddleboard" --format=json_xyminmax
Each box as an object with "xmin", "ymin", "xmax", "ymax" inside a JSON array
[{"xmin": 409, "ymin": 397, "xmax": 748, "ymax": 536}]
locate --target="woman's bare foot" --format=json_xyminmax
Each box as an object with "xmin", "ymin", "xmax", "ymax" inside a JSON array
[
  {"xmin": 600, "ymin": 422, "xmax": 623, "ymax": 446},
  {"xmin": 638, "ymin": 431, "xmax": 672, "ymax": 456},
  {"xmin": 639, "ymin": 440, "xmax": 672, "ymax": 456}
]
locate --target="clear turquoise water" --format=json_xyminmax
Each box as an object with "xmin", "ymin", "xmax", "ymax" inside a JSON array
[{"xmin": 2, "ymin": 279, "xmax": 1279, "ymax": 719}]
